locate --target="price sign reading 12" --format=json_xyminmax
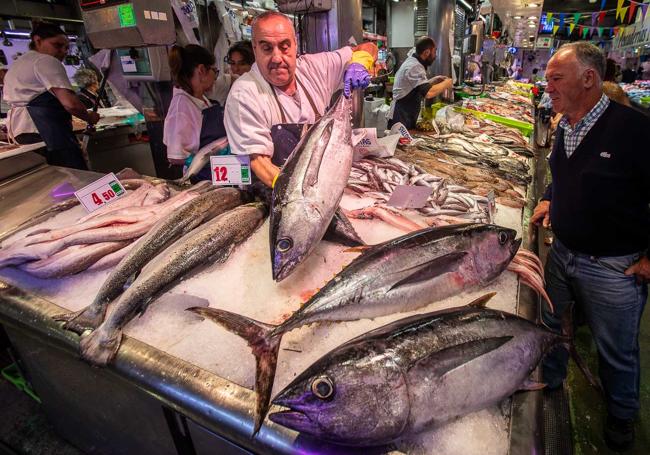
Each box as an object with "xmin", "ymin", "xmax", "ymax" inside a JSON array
[
  {"xmin": 210, "ymin": 155, "xmax": 251, "ymax": 186},
  {"xmin": 74, "ymin": 173, "xmax": 126, "ymax": 213}
]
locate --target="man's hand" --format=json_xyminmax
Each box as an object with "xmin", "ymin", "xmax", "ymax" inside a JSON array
[
  {"xmin": 531, "ymin": 200, "xmax": 551, "ymax": 228},
  {"xmin": 625, "ymin": 256, "xmax": 650, "ymax": 283}
]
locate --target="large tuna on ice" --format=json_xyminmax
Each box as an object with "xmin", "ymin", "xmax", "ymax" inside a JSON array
[
  {"xmin": 268, "ymin": 293, "xmax": 562, "ymax": 446},
  {"xmin": 189, "ymin": 223, "xmax": 521, "ymax": 434},
  {"xmin": 270, "ymin": 93, "xmax": 354, "ymax": 282}
]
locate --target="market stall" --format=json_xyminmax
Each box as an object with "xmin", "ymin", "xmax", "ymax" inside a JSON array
[{"xmin": 0, "ymin": 73, "xmax": 551, "ymax": 453}]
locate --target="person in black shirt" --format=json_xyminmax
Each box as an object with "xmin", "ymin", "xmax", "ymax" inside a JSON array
[
  {"xmin": 621, "ymin": 64, "xmax": 637, "ymax": 83},
  {"xmin": 532, "ymin": 42, "xmax": 650, "ymax": 452},
  {"xmin": 73, "ymin": 68, "xmax": 109, "ymax": 110}
]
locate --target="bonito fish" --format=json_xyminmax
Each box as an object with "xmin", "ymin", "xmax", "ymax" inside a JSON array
[
  {"xmin": 266, "ymin": 294, "xmax": 564, "ymax": 446},
  {"xmin": 57, "ymin": 188, "xmax": 249, "ymax": 334},
  {"xmin": 79, "ymin": 203, "xmax": 267, "ymax": 366},
  {"xmin": 189, "ymin": 223, "xmax": 521, "ymax": 433},
  {"xmin": 270, "ymin": 93, "xmax": 353, "ymax": 281}
]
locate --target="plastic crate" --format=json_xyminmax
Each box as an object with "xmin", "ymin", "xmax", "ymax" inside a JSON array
[{"xmin": 453, "ymin": 106, "xmax": 534, "ymax": 138}]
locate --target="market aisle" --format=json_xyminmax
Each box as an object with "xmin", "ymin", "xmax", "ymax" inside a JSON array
[{"xmin": 569, "ymin": 299, "xmax": 650, "ymax": 454}]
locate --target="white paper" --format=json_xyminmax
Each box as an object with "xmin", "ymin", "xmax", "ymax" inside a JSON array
[
  {"xmin": 352, "ymin": 128, "xmax": 400, "ymax": 161},
  {"xmin": 74, "ymin": 173, "xmax": 126, "ymax": 213},
  {"xmin": 209, "ymin": 155, "xmax": 251, "ymax": 186}
]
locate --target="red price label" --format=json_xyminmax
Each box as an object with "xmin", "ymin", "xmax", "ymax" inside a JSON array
[
  {"xmin": 74, "ymin": 173, "xmax": 126, "ymax": 214},
  {"xmin": 213, "ymin": 166, "xmax": 229, "ymax": 182},
  {"xmin": 90, "ymin": 189, "xmax": 117, "ymax": 206}
]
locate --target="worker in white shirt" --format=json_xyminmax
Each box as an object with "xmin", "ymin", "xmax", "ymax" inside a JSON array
[
  {"xmin": 224, "ymin": 11, "xmax": 377, "ymax": 188},
  {"xmin": 210, "ymin": 40, "xmax": 254, "ymax": 106},
  {"xmin": 163, "ymin": 44, "xmax": 226, "ymax": 181},
  {"xmin": 3, "ymin": 22, "xmax": 99, "ymax": 169},
  {"xmin": 387, "ymin": 36, "xmax": 452, "ymax": 130}
]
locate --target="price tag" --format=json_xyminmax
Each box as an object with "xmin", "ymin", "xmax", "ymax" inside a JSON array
[
  {"xmin": 210, "ymin": 155, "xmax": 251, "ymax": 186},
  {"xmin": 387, "ymin": 185, "xmax": 433, "ymax": 209},
  {"xmin": 74, "ymin": 173, "xmax": 126, "ymax": 213}
]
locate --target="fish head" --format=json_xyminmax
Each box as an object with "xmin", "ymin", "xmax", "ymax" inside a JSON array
[
  {"xmin": 269, "ymin": 351, "xmax": 409, "ymax": 445},
  {"xmin": 271, "ymin": 200, "xmax": 324, "ymax": 282},
  {"xmin": 471, "ymin": 224, "xmax": 521, "ymax": 283}
]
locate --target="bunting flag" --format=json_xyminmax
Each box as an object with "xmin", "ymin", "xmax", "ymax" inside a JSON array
[
  {"xmin": 591, "ymin": 12, "xmax": 598, "ymax": 26},
  {"xmin": 573, "ymin": 13, "xmax": 581, "ymax": 25},
  {"xmin": 628, "ymin": 2, "xmax": 638, "ymax": 23},
  {"xmin": 552, "ymin": 25, "xmax": 560, "ymax": 36},
  {"xmin": 642, "ymin": 4, "xmax": 649, "ymax": 21},
  {"xmin": 569, "ymin": 23, "xmax": 576, "ymax": 35},
  {"xmin": 598, "ymin": 11, "xmax": 606, "ymax": 24},
  {"xmin": 582, "ymin": 26, "xmax": 590, "ymax": 39},
  {"xmin": 597, "ymin": 27, "xmax": 604, "ymax": 37},
  {"xmin": 613, "ymin": 26, "xmax": 620, "ymax": 37},
  {"xmin": 559, "ymin": 13, "xmax": 565, "ymax": 28},
  {"xmin": 616, "ymin": 0, "xmax": 625, "ymax": 21},
  {"xmin": 620, "ymin": 6, "xmax": 629, "ymax": 22},
  {"xmin": 546, "ymin": 12, "xmax": 553, "ymax": 25},
  {"xmin": 600, "ymin": 0, "xmax": 606, "ymax": 11}
]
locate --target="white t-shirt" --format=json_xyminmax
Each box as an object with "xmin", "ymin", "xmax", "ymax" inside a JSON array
[
  {"xmin": 224, "ymin": 47, "xmax": 352, "ymax": 158},
  {"xmin": 3, "ymin": 50, "xmax": 73, "ymax": 138},
  {"xmin": 163, "ymin": 87, "xmax": 212, "ymax": 160},
  {"xmin": 388, "ymin": 55, "xmax": 429, "ymax": 119}
]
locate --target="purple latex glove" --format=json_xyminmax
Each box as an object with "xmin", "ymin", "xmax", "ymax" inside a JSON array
[{"xmin": 343, "ymin": 63, "xmax": 370, "ymax": 98}]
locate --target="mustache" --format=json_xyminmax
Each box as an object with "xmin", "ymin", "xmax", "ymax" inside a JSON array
[{"xmin": 268, "ymin": 61, "xmax": 289, "ymax": 71}]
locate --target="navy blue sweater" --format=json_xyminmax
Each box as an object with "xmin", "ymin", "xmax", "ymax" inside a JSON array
[{"xmin": 542, "ymin": 101, "xmax": 650, "ymax": 257}]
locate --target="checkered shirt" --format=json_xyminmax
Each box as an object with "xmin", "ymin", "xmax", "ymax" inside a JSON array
[{"xmin": 559, "ymin": 94, "xmax": 610, "ymax": 158}]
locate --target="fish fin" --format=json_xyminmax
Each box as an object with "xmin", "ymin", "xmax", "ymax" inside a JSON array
[
  {"xmin": 411, "ymin": 336, "xmax": 513, "ymax": 378},
  {"xmin": 79, "ymin": 324, "xmax": 123, "ymax": 367},
  {"xmin": 388, "ymin": 251, "xmax": 468, "ymax": 292},
  {"xmin": 343, "ymin": 245, "xmax": 371, "ymax": 253},
  {"xmin": 519, "ymin": 378, "xmax": 546, "ymax": 391},
  {"xmin": 323, "ymin": 209, "xmax": 367, "ymax": 247},
  {"xmin": 467, "ymin": 292, "xmax": 497, "ymax": 308},
  {"xmin": 57, "ymin": 305, "xmax": 106, "ymax": 335},
  {"xmin": 187, "ymin": 307, "xmax": 280, "ymax": 436},
  {"xmin": 302, "ymin": 119, "xmax": 334, "ymax": 191},
  {"xmin": 560, "ymin": 305, "xmax": 603, "ymax": 395}
]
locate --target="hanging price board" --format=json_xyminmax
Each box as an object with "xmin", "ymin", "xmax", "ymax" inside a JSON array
[
  {"xmin": 74, "ymin": 173, "xmax": 126, "ymax": 213},
  {"xmin": 210, "ymin": 155, "xmax": 251, "ymax": 186}
]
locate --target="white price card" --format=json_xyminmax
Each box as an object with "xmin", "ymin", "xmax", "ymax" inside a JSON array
[
  {"xmin": 210, "ymin": 155, "xmax": 251, "ymax": 186},
  {"xmin": 74, "ymin": 173, "xmax": 126, "ymax": 213}
]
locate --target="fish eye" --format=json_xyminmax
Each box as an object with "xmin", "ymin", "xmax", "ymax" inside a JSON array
[
  {"xmin": 311, "ymin": 376, "xmax": 334, "ymax": 399},
  {"xmin": 498, "ymin": 231, "xmax": 509, "ymax": 245},
  {"xmin": 276, "ymin": 237, "xmax": 293, "ymax": 253}
]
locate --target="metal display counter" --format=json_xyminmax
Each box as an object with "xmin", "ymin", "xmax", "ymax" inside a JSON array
[{"xmin": 0, "ymin": 153, "xmax": 546, "ymax": 454}]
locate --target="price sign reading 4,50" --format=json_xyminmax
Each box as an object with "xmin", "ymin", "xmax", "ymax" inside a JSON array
[
  {"xmin": 75, "ymin": 173, "xmax": 126, "ymax": 213},
  {"xmin": 210, "ymin": 155, "xmax": 251, "ymax": 186}
]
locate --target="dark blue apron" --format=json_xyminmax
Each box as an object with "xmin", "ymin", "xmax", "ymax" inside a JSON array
[
  {"xmin": 26, "ymin": 91, "xmax": 87, "ymax": 170},
  {"xmin": 269, "ymin": 77, "xmax": 321, "ymax": 167},
  {"xmin": 190, "ymin": 102, "xmax": 227, "ymax": 183}
]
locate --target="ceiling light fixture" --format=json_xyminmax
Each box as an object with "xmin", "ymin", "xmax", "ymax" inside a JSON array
[
  {"xmin": 528, "ymin": 16, "xmax": 537, "ymax": 20},
  {"xmin": 513, "ymin": 15, "xmax": 522, "ymax": 19},
  {"xmin": 528, "ymin": 3, "xmax": 539, "ymax": 7}
]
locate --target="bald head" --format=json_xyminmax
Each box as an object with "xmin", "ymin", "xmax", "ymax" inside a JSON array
[
  {"xmin": 252, "ymin": 11, "xmax": 295, "ymax": 43},
  {"xmin": 551, "ymin": 42, "xmax": 606, "ymax": 81}
]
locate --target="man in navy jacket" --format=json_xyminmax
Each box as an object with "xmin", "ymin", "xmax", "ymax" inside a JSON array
[{"xmin": 532, "ymin": 42, "xmax": 650, "ymax": 452}]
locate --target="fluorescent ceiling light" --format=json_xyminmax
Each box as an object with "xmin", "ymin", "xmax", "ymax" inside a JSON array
[
  {"xmin": 513, "ymin": 15, "xmax": 522, "ymax": 19},
  {"xmin": 528, "ymin": 16, "xmax": 537, "ymax": 20},
  {"xmin": 528, "ymin": 3, "xmax": 540, "ymax": 7}
]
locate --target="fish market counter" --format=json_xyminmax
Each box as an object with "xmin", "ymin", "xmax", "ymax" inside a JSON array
[{"xmin": 0, "ymin": 154, "xmax": 545, "ymax": 454}]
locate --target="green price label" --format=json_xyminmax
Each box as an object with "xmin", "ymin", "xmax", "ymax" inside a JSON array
[
  {"xmin": 241, "ymin": 166, "xmax": 250, "ymax": 182},
  {"xmin": 110, "ymin": 181, "xmax": 124, "ymax": 195},
  {"xmin": 118, "ymin": 4, "xmax": 137, "ymax": 28}
]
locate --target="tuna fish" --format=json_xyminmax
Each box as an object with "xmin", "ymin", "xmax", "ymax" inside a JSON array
[
  {"xmin": 270, "ymin": 93, "xmax": 354, "ymax": 282},
  {"xmin": 56, "ymin": 188, "xmax": 249, "ymax": 334},
  {"xmin": 189, "ymin": 223, "xmax": 521, "ymax": 434},
  {"xmin": 267, "ymin": 293, "xmax": 562, "ymax": 446},
  {"xmin": 79, "ymin": 203, "xmax": 267, "ymax": 366}
]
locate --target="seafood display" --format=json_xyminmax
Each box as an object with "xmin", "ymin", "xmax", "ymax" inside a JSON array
[
  {"xmin": 462, "ymin": 97, "xmax": 534, "ymax": 124},
  {"xmin": 271, "ymin": 93, "xmax": 354, "ymax": 281}
]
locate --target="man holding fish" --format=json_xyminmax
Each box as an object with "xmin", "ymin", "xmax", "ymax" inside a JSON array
[
  {"xmin": 532, "ymin": 42, "xmax": 650, "ymax": 452},
  {"xmin": 223, "ymin": 11, "xmax": 377, "ymax": 187}
]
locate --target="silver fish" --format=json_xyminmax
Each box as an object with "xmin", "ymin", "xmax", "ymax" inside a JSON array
[
  {"xmin": 190, "ymin": 223, "xmax": 521, "ymax": 433},
  {"xmin": 268, "ymin": 294, "xmax": 563, "ymax": 446},
  {"xmin": 270, "ymin": 93, "xmax": 353, "ymax": 281},
  {"xmin": 79, "ymin": 203, "xmax": 267, "ymax": 366},
  {"xmin": 56, "ymin": 188, "xmax": 249, "ymax": 334}
]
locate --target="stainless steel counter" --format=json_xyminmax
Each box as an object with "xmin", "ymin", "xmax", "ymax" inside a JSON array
[{"xmin": 0, "ymin": 158, "xmax": 545, "ymax": 455}]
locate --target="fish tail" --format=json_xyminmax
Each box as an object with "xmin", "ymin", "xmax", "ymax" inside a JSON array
[
  {"xmin": 558, "ymin": 304, "xmax": 603, "ymax": 395},
  {"xmin": 79, "ymin": 324, "xmax": 123, "ymax": 367},
  {"xmin": 56, "ymin": 305, "xmax": 106, "ymax": 335},
  {"xmin": 187, "ymin": 307, "xmax": 280, "ymax": 436}
]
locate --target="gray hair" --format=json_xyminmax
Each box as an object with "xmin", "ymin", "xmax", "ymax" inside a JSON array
[
  {"xmin": 556, "ymin": 42, "xmax": 606, "ymax": 80},
  {"xmin": 251, "ymin": 11, "xmax": 294, "ymax": 42},
  {"xmin": 73, "ymin": 68, "xmax": 99, "ymax": 89}
]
